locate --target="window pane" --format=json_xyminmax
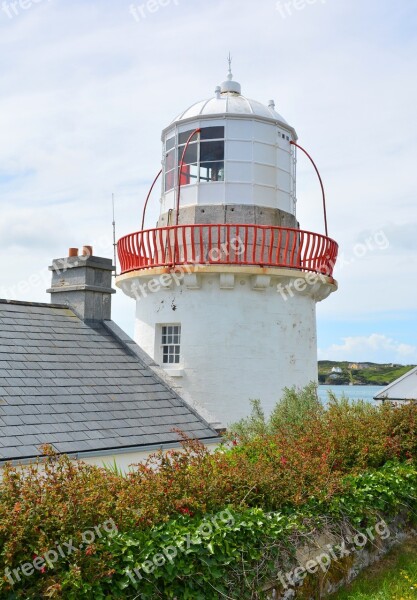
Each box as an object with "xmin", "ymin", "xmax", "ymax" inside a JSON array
[
  {"xmin": 178, "ymin": 129, "xmax": 198, "ymax": 145},
  {"xmin": 165, "ymin": 170, "xmax": 175, "ymax": 191},
  {"xmin": 200, "ymin": 126, "xmax": 224, "ymax": 140},
  {"xmin": 179, "ymin": 163, "xmax": 198, "ymax": 186},
  {"xmin": 162, "ymin": 326, "xmax": 181, "ymax": 364},
  {"xmin": 166, "ymin": 136, "xmax": 175, "ymax": 151},
  {"xmin": 200, "ymin": 140, "xmax": 224, "ymax": 162},
  {"xmin": 178, "ymin": 143, "xmax": 198, "ymax": 166},
  {"xmin": 199, "ymin": 162, "xmax": 224, "ymax": 182},
  {"xmin": 166, "ymin": 150, "xmax": 175, "ymax": 170}
]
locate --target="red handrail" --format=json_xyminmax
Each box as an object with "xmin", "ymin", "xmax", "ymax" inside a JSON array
[
  {"xmin": 117, "ymin": 224, "xmax": 338, "ymax": 277},
  {"xmin": 141, "ymin": 169, "xmax": 162, "ymax": 230},
  {"xmin": 290, "ymin": 141, "xmax": 328, "ymax": 237}
]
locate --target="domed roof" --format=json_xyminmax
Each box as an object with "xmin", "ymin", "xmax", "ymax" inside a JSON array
[
  {"xmin": 172, "ymin": 95, "xmax": 289, "ymax": 125},
  {"xmin": 168, "ymin": 68, "xmax": 294, "ymax": 134}
]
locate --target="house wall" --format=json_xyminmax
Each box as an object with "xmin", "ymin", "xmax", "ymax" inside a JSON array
[
  {"xmin": 81, "ymin": 442, "xmax": 218, "ymax": 472},
  {"xmin": 0, "ymin": 442, "xmax": 219, "ymax": 478}
]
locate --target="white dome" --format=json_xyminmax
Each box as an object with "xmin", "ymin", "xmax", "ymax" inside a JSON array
[
  {"xmin": 172, "ymin": 95, "xmax": 289, "ymax": 124},
  {"xmin": 168, "ymin": 73, "xmax": 295, "ymax": 135}
]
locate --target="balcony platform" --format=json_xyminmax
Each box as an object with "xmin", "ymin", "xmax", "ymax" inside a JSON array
[{"xmin": 117, "ymin": 224, "xmax": 338, "ymax": 277}]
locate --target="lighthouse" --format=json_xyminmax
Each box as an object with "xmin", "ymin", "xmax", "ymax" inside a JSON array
[{"xmin": 116, "ymin": 66, "xmax": 338, "ymax": 427}]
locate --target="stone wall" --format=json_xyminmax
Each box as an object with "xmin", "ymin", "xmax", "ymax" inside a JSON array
[{"xmin": 264, "ymin": 513, "xmax": 416, "ymax": 598}]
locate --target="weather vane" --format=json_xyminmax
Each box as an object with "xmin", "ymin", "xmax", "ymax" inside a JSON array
[{"xmin": 227, "ymin": 52, "xmax": 232, "ymax": 78}]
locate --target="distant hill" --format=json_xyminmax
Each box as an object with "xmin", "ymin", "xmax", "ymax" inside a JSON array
[{"xmin": 318, "ymin": 361, "xmax": 416, "ymax": 386}]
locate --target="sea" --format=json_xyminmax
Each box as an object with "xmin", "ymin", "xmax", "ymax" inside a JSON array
[{"xmin": 318, "ymin": 385, "xmax": 384, "ymax": 405}]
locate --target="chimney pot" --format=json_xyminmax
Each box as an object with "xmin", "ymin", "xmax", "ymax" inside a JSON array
[
  {"xmin": 68, "ymin": 248, "xmax": 78, "ymax": 257},
  {"xmin": 82, "ymin": 246, "xmax": 93, "ymax": 257}
]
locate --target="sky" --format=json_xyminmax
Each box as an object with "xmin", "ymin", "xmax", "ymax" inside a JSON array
[{"xmin": 0, "ymin": 0, "xmax": 416, "ymax": 364}]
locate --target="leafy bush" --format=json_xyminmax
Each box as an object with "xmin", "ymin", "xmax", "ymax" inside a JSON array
[
  {"xmin": 228, "ymin": 387, "xmax": 417, "ymax": 471},
  {"xmin": 2, "ymin": 461, "xmax": 417, "ymax": 598},
  {"xmin": 227, "ymin": 382, "xmax": 323, "ymax": 442},
  {"xmin": 2, "ymin": 388, "xmax": 417, "ymax": 597}
]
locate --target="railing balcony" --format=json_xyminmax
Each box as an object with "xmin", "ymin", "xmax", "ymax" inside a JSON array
[{"xmin": 117, "ymin": 224, "xmax": 338, "ymax": 277}]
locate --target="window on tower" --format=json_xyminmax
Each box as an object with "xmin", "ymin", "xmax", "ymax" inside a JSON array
[
  {"xmin": 161, "ymin": 324, "xmax": 181, "ymax": 364},
  {"xmin": 164, "ymin": 126, "xmax": 225, "ymax": 191}
]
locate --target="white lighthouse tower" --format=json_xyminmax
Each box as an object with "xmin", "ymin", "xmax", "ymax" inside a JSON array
[{"xmin": 116, "ymin": 67, "xmax": 338, "ymax": 427}]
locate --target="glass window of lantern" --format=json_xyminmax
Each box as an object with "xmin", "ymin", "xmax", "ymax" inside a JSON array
[
  {"xmin": 176, "ymin": 126, "xmax": 224, "ymax": 186},
  {"xmin": 164, "ymin": 134, "xmax": 176, "ymax": 192}
]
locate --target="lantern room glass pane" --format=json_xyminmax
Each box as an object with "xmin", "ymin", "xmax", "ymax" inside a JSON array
[
  {"xmin": 200, "ymin": 140, "xmax": 224, "ymax": 162},
  {"xmin": 199, "ymin": 162, "xmax": 224, "ymax": 182},
  {"xmin": 165, "ymin": 170, "xmax": 175, "ymax": 191},
  {"xmin": 166, "ymin": 149, "xmax": 175, "ymax": 170},
  {"xmin": 166, "ymin": 136, "xmax": 175, "ymax": 151},
  {"xmin": 200, "ymin": 126, "xmax": 224, "ymax": 140},
  {"xmin": 171, "ymin": 127, "xmax": 225, "ymax": 187},
  {"xmin": 178, "ymin": 129, "xmax": 198, "ymax": 145},
  {"xmin": 179, "ymin": 163, "xmax": 198, "ymax": 185},
  {"xmin": 178, "ymin": 143, "xmax": 198, "ymax": 166}
]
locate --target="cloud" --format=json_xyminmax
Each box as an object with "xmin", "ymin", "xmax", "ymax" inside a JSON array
[
  {"xmin": 0, "ymin": 0, "xmax": 416, "ymax": 344},
  {"xmin": 319, "ymin": 334, "xmax": 417, "ymax": 364}
]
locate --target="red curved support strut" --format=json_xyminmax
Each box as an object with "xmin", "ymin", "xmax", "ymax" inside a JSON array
[
  {"xmin": 141, "ymin": 169, "xmax": 162, "ymax": 231},
  {"xmin": 176, "ymin": 128, "xmax": 201, "ymax": 226},
  {"xmin": 290, "ymin": 141, "xmax": 328, "ymax": 238}
]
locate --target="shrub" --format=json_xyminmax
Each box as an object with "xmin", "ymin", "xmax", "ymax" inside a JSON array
[{"xmin": 2, "ymin": 388, "xmax": 417, "ymax": 597}]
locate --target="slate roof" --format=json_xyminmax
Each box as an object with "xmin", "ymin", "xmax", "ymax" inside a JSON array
[{"xmin": 0, "ymin": 299, "xmax": 219, "ymax": 463}]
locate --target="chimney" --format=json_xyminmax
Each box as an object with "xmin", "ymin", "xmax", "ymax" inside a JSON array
[{"xmin": 47, "ymin": 247, "xmax": 115, "ymax": 321}]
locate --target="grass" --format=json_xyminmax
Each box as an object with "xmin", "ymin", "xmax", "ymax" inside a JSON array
[{"xmin": 331, "ymin": 538, "xmax": 417, "ymax": 599}]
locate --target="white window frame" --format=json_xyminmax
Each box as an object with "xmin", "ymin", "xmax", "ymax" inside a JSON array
[{"xmin": 160, "ymin": 324, "xmax": 181, "ymax": 365}]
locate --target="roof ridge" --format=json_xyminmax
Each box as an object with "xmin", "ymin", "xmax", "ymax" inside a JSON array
[{"xmin": 0, "ymin": 299, "xmax": 73, "ymax": 310}]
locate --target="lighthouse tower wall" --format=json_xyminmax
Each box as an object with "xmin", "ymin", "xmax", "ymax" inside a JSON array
[
  {"xmin": 116, "ymin": 71, "xmax": 338, "ymax": 429},
  {"xmin": 117, "ymin": 267, "xmax": 333, "ymax": 428}
]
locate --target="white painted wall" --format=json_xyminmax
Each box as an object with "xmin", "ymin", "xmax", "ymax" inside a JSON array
[
  {"xmin": 126, "ymin": 269, "xmax": 335, "ymax": 428},
  {"xmin": 80, "ymin": 442, "xmax": 219, "ymax": 472}
]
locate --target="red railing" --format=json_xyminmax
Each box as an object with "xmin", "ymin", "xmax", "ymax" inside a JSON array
[{"xmin": 117, "ymin": 224, "xmax": 338, "ymax": 277}]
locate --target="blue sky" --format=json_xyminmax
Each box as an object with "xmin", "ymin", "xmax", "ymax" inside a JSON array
[{"xmin": 0, "ymin": 0, "xmax": 416, "ymax": 364}]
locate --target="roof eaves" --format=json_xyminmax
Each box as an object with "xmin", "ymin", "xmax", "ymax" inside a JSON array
[{"xmin": 0, "ymin": 437, "xmax": 222, "ymax": 468}]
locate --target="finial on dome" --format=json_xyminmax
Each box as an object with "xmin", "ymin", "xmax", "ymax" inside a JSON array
[
  {"xmin": 268, "ymin": 99, "xmax": 276, "ymax": 110},
  {"xmin": 220, "ymin": 53, "xmax": 241, "ymax": 95}
]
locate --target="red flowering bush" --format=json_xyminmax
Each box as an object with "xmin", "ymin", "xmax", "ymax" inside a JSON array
[{"xmin": 1, "ymin": 387, "xmax": 417, "ymax": 597}]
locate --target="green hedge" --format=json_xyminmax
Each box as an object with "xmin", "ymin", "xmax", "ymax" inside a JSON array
[{"xmin": 3, "ymin": 460, "xmax": 413, "ymax": 599}]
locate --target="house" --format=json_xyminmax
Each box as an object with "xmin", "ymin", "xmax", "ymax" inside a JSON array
[
  {"xmin": 331, "ymin": 367, "xmax": 342, "ymax": 374},
  {"xmin": 0, "ymin": 251, "xmax": 220, "ymax": 470},
  {"xmin": 374, "ymin": 367, "xmax": 417, "ymax": 404}
]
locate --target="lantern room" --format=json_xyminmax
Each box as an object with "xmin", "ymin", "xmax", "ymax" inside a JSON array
[{"xmin": 158, "ymin": 67, "xmax": 298, "ymax": 226}]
